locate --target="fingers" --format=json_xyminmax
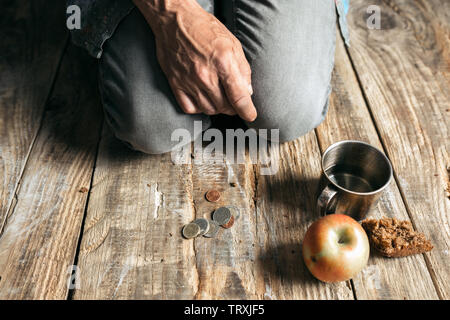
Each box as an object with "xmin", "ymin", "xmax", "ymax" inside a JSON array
[
  {"xmin": 204, "ymin": 82, "xmax": 237, "ymax": 116},
  {"xmin": 233, "ymin": 43, "xmax": 253, "ymax": 94},
  {"xmin": 172, "ymin": 88, "xmax": 201, "ymax": 114},
  {"xmin": 171, "ymin": 83, "xmax": 217, "ymax": 116},
  {"xmin": 169, "ymin": 41, "xmax": 255, "ymax": 119},
  {"xmin": 220, "ymin": 61, "xmax": 257, "ymax": 122},
  {"xmin": 195, "ymin": 91, "xmax": 217, "ymax": 115},
  {"xmin": 193, "ymin": 62, "xmax": 236, "ymax": 116}
]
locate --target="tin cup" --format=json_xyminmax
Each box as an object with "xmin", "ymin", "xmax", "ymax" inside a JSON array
[{"xmin": 317, "ymin": 140, "xmax": 393, "ymax": 220}]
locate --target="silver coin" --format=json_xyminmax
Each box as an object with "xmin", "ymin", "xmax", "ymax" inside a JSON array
[
  {"xmin": 182, "ymin": 223, "xmax": 201, "ymax": 239},
  {"xmin": 212, "ymin": 207, "xmax": 232, "ymax": 225},
  {"xmin": 203, "ymin": 220, "xmax": 220, "ymax": 238},
  {"xmin": 226, "ymin": 206, "xmax": 240, "ymax": 221},
  {"xmin": 193, "ymin": 218, "xmax": 210, "ymax": 236}
]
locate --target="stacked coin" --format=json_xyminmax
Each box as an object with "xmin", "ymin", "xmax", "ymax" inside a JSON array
[
  {"xmin": 225, "ymin": 206, "xmax": 241, "ymax": 222},
  {"xmin": 182, "ymin": 222, "xmax": 201, "ymax": 239},
  {"xmin": 212, "ymin": 206, "xmax": 240, "ymax": 229},
  {"xmin": 182, "ymin": 206, "xmax": 241, "ymax": 239},
  {"xmin": 203, "ymin": 220, "xmax": 220, "ymax": 238},
  {"xmin": 182, "ymin": 217, "xmax": 219, "ymax": 239}
]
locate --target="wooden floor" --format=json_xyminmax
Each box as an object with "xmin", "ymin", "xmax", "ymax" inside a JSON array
[{"xmin": 0, "ymin": 0, "xmax": 448, "ymax": 300}]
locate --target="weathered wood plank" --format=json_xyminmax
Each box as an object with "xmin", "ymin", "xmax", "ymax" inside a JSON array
[
  {"xmin": 315, "ymin": 32, "xmax": 439, "ymax": 299},
  {"xmin": 0, "ymin": 44, "xmax": 103, "ymax": 299},
  {"xmin": 346, "ymin": 0, "xmax": 449, "ymax": 299},
  {"xmin": 0, "ymin": 0, "xmax": 68, "ymax": 231},
  {"xmin": 72, "ymin": 130, "xmax": 198, "ymax": 299},
  {"xmin": 73, "ymin": 124, "xmax": 353, "ymax": 299},
  {"xmin": 185, "ymin": 114, "xmax": 354, "ymax": 299},
  {"xmin": 254, "ymin": 133, "xmax": 354, "ymax": 299},
  {"xmin": 190, "ymin": 140, "xmax": 263, "ymax": 299}
]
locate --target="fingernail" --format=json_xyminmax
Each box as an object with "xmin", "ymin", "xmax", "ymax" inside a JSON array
[
  {"xmin": 247, "ymin": 110, "xmax": 257, "ymax": 122},
  {"xmin": 248, "ymin": 84, "xmax": 253, "ymax": 95}
]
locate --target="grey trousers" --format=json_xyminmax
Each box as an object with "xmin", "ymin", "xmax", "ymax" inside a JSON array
[{"xmin": 99, "ymin": 0, "xmax": 337, "ymax": 154}]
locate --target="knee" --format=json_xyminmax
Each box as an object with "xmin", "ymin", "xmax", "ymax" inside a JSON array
[
  {"xmin": 111, "ymin": 122, "xmax": 176, "ymax": 155},
  {"xmin": 99, "ymin": 60, "xmax": 211, "ymax": 154},
  {"xmin": 238, "ymin": 0, "xmax": 336, "ymax": 143},
  {"xmin": 248, "ymin": 78, "xmax": 332, "ymax": 144},
  {"xmin": 103, "ymin": 109, "xmax": 171, "ymax": 155},
  {"xmin": 104, "ymin": 108, "xmax": 210, "ymax": 155},
  {"xmin": 102, "ymin": 95, "xmax": 211, "ymax": 155}
]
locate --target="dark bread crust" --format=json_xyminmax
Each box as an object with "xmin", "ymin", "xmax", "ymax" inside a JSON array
[{"xmin": 362, "ymin": 218, "xmax": 433, "ymax": 258}]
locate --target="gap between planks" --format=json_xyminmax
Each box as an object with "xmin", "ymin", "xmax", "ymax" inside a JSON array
[
  {"xmin": 67, "ymin": 120, "xmax": 105, "ymax": 300},
  {"xmin": 335, "ymin": 4, "xmax": 445, "ymax": 299},
  {"xmin": 314, "ymin": 17, "xmax": 439, "ymax": 298},
  {"xmin": 0, "ymin": 35, "xmax": 70, "ymax": 240},
  {"xmin": 341, "ymin": 30, "xmax": 444, "ymax": 301}
]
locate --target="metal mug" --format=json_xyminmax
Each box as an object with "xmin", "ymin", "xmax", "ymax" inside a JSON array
[{"xmin": 317, "ymin": 140, "xmax": 393, "ymax": 220}]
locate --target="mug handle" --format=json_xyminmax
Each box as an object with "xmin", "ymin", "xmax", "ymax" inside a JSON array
[{"xmin": 317, "ymin": 184, "xmax": 338, "ymax": 216}]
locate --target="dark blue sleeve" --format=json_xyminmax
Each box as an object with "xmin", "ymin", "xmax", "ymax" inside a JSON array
[
  {"xmin": 67, "ymin": 0, "xmax": 135, "ymax": 58},
  {"xmin": 335, "ymin": 0, "xmax": 350, "ymax": 45}
]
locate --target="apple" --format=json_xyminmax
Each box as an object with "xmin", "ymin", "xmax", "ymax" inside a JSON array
[{"xmin": 302, "ymin": 214, "xmax": 370, "ymax": 283}]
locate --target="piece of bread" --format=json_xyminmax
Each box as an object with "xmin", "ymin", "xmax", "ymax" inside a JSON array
[{"xmin": 361, "ymin": 218, "xmax": 433, "ymax": 257}]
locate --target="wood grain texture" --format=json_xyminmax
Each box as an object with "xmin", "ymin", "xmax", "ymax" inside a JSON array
[
  {"xmin": 0, "ymin": 0, "xmax": 446, "ymax": 300},
  {"xmin": 73, "ymin": 130, "xmax": 199, "ymax": 299},
  {"xmin": 346, "ymin": 0, "xmax": 449, "ymax": 298},
  {"xmin": 0, "ymin": 44, "xmax": 103, "ymax": 299},
  {"xmin": 190, "ymin": 142, "xmax": 263, "ymax": 299},
  {"xmin": 254, "ymin": 133, "xmax": 354, "ymax": 299},
  {"xmin": 186, "ymin": 122, "xmax": 354, "ymax": 299},
  {"xmin": 72, "ymin": 125, "xmax": 355, "ymax": 299},
  {"xmin": 315, "ymin": 32, "xmax": 439, "ymax": 299},
  {"xmin": 0, "ymin": 0, "xmax": 68, "ymax": 232}
]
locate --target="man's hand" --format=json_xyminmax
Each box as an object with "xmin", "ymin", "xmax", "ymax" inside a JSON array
[{"xmin": 133, "ymin": 0, "xmax": 257, "ymax": 121}]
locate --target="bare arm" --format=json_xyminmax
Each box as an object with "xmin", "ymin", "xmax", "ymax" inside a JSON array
[{"xmin": 132, "ymin": 0, "xmax": 257, "ymax": 121}]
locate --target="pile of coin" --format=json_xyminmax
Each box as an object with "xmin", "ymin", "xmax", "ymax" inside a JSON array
[{"xmin": 182, "ymin": 206, "xmax": 241, "ymax": 240}]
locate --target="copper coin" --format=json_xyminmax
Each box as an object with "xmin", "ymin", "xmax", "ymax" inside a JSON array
[
  {"xmin": 205, "ymin": 189, "xmax": 221, "ymax": 202},
  {"xmin": 222, "ymin": 215, "xmax": 235, "ymax": 229}
]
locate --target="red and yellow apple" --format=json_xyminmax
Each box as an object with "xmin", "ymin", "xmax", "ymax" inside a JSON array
[{"xmin": 302, "ymin": 214, "xmax": 370, "ymax": 283}]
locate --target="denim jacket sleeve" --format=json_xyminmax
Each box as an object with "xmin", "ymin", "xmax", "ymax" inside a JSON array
[
  {"xmin": 67, "ymin": 0, "xmax": 135, "ymax": 59},
  {"xmin": 335, "ymin": 0, "xmax": 350, "ymax": 45}
]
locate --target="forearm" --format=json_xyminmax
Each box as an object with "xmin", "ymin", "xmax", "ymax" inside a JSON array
[
  {"xmin": 133, "ymin": 0, "xmax": 188, "ymax": 13},
  {"xmin": 132, "ymin": 0, "xmax": 200, "ymax": 31}
]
